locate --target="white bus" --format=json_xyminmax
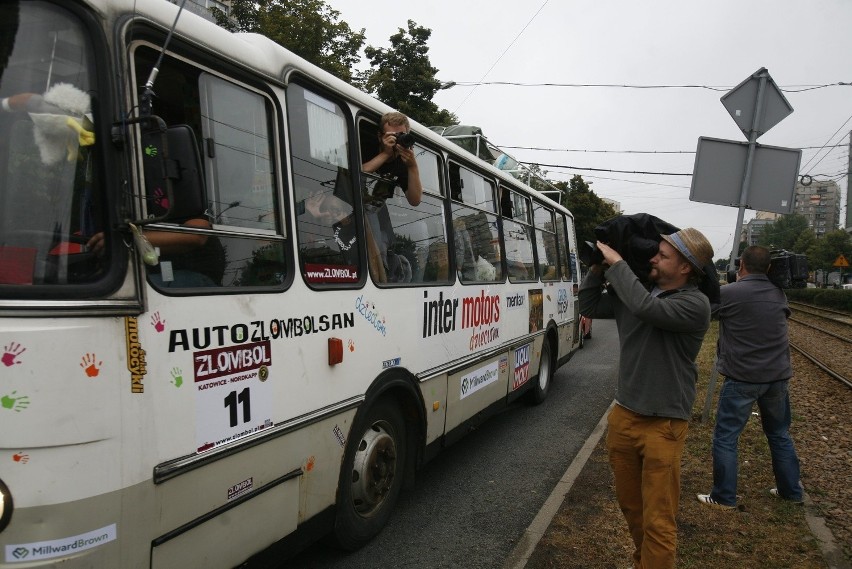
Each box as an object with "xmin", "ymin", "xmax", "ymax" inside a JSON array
[{"xmin": 0, "ymin": 1, "xmax": 584, "ymax": 566}]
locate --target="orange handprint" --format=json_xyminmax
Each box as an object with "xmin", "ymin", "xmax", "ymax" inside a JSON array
[{"xmin": 80, "ymin": 353, "xmax": 102, "ymax": 377}]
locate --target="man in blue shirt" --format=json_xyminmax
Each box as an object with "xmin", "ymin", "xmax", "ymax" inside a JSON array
[{"xmin": 697, "ymin": 245, "xmax": 803, "ymax": 510}]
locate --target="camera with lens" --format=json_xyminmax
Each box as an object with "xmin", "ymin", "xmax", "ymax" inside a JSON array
[{"xmin": 393, "ymin": 131, "xmax": 415, "ymax": 148}]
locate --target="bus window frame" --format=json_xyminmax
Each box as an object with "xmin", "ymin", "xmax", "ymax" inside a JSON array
[
  {"xmin": 532, "ymin": 199, "xmax": 559, "ymax": 282},
  {"xmin": 285, "ymin": 79, "xmax": 367, "ymax": 291},
  {"xmin": 129, "ymin": 40, "xmax": 291, "ymax": 294},
  {"xmin": 0, "ymin": 1, "xmax": 129, "ymax": 305},
  {"xmin": 555, "ymin": 213, "xmax": 575, "ymax": 282},
  {"xmin": 447, "ymin": 160, "xmax": 504, "ymax": 285},
  {"xmin": 500, "ymin": 185, "xmax": 537, "ymax": 283},
  {"xmin": 357, "ymin": 115, "xmax": 450, "ymax": 288}
]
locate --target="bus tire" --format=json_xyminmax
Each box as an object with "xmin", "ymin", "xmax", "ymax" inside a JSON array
[
  {"xmin": 333, "ymin": 397, "xmax": 407, "ymax": 551},
  {"xmin": 528, "ymin": 338, "xmax": 553, "ymax": 405}
]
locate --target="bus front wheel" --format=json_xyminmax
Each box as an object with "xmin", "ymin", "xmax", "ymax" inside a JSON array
[{"xmin": 333, "ymin": 398, "xmax": 407, "ymax": 550}]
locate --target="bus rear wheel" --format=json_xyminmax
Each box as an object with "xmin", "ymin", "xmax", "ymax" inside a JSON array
[
  {"xmin": 528, "ymin": 339, "xmax": 553, "ymax": 405},
  {"xmin": 333, "ymin": 398, "xmax": 407, "ymax": 550}
]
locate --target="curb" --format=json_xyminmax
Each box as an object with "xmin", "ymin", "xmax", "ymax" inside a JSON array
[
  {"xmin": 503, "ymin": 400, "xmax": 615, "ymax": 569},
  {"xmin": 802, "ymin": 492, "xmax": 851, "ymax": 569}
]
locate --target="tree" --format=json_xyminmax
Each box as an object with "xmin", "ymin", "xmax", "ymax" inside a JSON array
[
  {"xmin": 810, "ymin": 229, "xmax": 852, "ymax": 271},
  {"xmin": 792, "ymin": 229, "xmax": 817, "ymax": 258},
  {"xmin": 557, "ymin": 175, "xmax": 617, "ymax": 250},
  {"xmin": 361, "ymin": 20, "xmax": 457, "ymax": 127},
  {"xmin": 211, "ymin": 0, "xmax": 365, "ymax": 84},
  {"xmin": 757, "ymin": 214, "xmax": 809, "ymax": 251}
]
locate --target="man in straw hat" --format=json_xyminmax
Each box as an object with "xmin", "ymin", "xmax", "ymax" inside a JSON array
[{"xmin": 579, "ymin": 226, "xmax": 714, "ymax": 569}]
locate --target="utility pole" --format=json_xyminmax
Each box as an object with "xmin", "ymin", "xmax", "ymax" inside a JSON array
[{"xmin": 846, "ymin": 130, "xmax": 851, "ymax": 230}]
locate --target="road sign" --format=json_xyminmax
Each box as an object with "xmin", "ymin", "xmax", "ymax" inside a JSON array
[
  {"xmin": 833, "ymin": 254, "xmax": 849, "ymax": 268},
  {"xmin": 721, "ymin": 67, "xmax": 793, "ymax": 139},
  {"xmin": 690, "ymin": 137, "xmax": 802, "ymax": 214}
]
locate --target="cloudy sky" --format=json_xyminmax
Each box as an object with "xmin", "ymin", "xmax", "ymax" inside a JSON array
[{"xmin": 325, "ymin": 0, "xmax": 851, "ymax": 261}]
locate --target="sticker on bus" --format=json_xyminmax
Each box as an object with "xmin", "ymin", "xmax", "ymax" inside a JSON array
[
  {"xmin": 194, "ymin": 340, "xmax": 274, "ymax": 452},
  {"xmin": 512, "ymin": 344, "xmax": 531, "ymax": 391},
  {"xmin": 459, "ymin": 361, "xmax": 499, "ymax": 400},
  {"xmin": 5, "ymin": 523, "xmax": 117, "ymax": 563}
]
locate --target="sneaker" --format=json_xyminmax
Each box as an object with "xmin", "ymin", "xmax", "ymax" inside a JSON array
[
  {"xmin": 696, "ymin": 493, "xmax": 735, "ymax": 510},
  {"xmin": 769, "ymin": 488, "xmax": 804, "ymax": 504}
]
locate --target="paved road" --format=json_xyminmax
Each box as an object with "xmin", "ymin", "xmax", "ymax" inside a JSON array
[{"xmin": 284, "ymin": 319, "xmax": 619, "ymax": 568}]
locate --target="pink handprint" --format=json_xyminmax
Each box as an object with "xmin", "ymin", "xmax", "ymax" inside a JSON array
[
  {"xmin": 153, "ymin": 187, "xmax": 170, "ymax": 209},
  {"xmin": 80, "ymin": 353, "xmax": 103, "ymax": 377},
  {"xmin": 2, "ymin": 342, "xmax": 25, "ymax": 367},
  {"xmin": 151, "ymin": 312, "xmax": 166, "ymax": 333}
]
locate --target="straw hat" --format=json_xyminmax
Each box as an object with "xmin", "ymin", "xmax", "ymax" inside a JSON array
[{"xmin": 660, "ymin": 228, "xmax": 714, "ymax": 275}]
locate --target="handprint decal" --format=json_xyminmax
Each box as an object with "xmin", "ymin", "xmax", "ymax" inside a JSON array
[
  {"xmin": 170, "ymin": 367, "xmax": 183, "ymax": 388},
  {"xmin": 2, "ymin": 342, "xmax": 25, "ymax": 367},
  {"xmin": 153, "ymin": 187, "xmax": 170, "ymax": 210},
  {"xmin": 151, "ymin": 312, "xmax": 166, "ymax": 333},
  {"xmin": 80, "ymin": 353, "xmax": 103, "ymax": 377},
  {"xmin": 1, "ymin": 391, "xmax": 30, "ymax": 412}
]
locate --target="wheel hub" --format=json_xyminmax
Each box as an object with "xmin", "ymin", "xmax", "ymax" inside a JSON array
[{"xmin": 351, "ymin": 422, "xmax": 397, "ymax": 517}]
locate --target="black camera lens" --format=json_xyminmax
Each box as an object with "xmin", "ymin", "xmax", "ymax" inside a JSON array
[{"xmin": 394, "ymin": 132, "xmax": 415, "ymax": 148}]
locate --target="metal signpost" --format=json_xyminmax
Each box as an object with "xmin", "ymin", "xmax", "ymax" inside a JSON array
[
  {"xmin": 690, "ymin": 67, "xmax": 802, "ymax": 272},
  {"xmin": 691, "ymin": 68, "xmax": 802, "ymax": 421}
]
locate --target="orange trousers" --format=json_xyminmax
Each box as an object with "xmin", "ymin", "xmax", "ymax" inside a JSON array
[{"xmin": 606, "ymin": 404, "xmax": 688, "ymax": 569}]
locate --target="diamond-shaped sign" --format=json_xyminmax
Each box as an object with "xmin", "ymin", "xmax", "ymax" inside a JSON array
[{"xmin": 721, "ymin": 67, "xmax": 793, "ymax": 139}]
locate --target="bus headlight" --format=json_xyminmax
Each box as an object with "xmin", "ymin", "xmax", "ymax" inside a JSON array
[{"xmin": 0, "ymin": 478, "xmax": 12, "ymax": 532}]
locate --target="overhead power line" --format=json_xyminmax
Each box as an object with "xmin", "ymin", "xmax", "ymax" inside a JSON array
[
  {"xmin": 498, "ymin": 144, "xmax": 846, "ymax": 154},
  {"xmin": 526, "ymin": 162, "xmax": 692, "ymax": 176},
  {"xmin": 523, "ymin": 162, "xmax": 842, "ymax": 179},
  {"xmin": 446, "ymin": 81, "xmax": 852, "ymax": 93},
  {"xmin": 452, "ymin": 1, "xmax": 549, "ymax": 114}
]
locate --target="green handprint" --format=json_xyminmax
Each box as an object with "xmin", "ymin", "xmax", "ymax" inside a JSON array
[
  {"xmin": 1, "ymin": 391, "xmax": 30, "ymax": 412},
  {"xmin": 144, "ymin": 145, "xmax": 158, "ymax": 157},
  {"xmin": 170, "ymin": 367, "xmax": 183, "ymax": 388}
]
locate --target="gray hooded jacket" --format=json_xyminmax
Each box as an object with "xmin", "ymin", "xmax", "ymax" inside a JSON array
[{"xmin": 579, "ymin": 261, "xmax": 711, "ymax": 420}]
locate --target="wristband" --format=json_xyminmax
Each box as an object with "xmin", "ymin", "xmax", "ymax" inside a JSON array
[{"xmin": 1, "ymin": 98, "xmax": 10, "ymax": 112}]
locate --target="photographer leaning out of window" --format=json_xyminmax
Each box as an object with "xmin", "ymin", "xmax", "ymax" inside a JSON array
[{"xmin": 361, "ymin": 111, "xmax": 422, "ymax": 207}]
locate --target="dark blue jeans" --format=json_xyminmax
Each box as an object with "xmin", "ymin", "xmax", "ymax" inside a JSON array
[{"xmin": 710, "ymin": 378, "xmax": 802, "ymax": 506}]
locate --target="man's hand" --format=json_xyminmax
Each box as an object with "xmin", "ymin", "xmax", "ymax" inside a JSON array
[
  {"xmin": 87, "ymin": 232, "xmax": 105, "ymax": 256},
  {"xmin": 380, "ymin": 132, "xmax": 399, "ymax": 157},
  {"xmin": 596, "ymin": 241, "xmax": 623, "ymax": 266},
  {"xmin": 397, "ymin": 145, "xmax": 417, "ymax": 167}
]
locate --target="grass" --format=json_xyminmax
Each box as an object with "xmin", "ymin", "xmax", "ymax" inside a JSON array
[{"xmin": 526, "ymin": 321, "xmax": 829, "ymax": 569}]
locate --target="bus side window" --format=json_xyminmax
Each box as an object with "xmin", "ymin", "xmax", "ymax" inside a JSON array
[
  {"xmin": 132, "ymin": 46, "xmax": 286, "ymax": 290},
  {"xmin": 557, "ymin": 214, "xmax": 574, "ymax": 281},
  {"xmin": 359, "ymin": 120, "xmax": 448, "ymax": 285},
  {"xmin": 502, "ymin": 188, "xmax": 535, "ymax": 282},
  {"xmin": 533, "ymin": 202, "xmax": 559, "ymax": 282},
  {"xmin": 0, "ymin": 6, "xmax": 106, "ymax": 289},
  {"xmin": 289, "ymin": 84, "xmax": 361, "ymax": 286},
  {"xmin": 449, "ymin": 164, "xmax": 502, "ymax": 283}
]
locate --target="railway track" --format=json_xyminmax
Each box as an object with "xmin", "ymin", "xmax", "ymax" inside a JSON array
[
  {"xmin": 788, "ymin": 301, "xmax": 852, "ymax": 389},
  {"xmin": 789, "ymin": 300, "xmax": 852, "ymax": 324}
]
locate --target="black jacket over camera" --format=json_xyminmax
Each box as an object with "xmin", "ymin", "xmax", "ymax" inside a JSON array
[{"xmin": 580, "ymin": 213, "xmax": 720, "ymax": 304}]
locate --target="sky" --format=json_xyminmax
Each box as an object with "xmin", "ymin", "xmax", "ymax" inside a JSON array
[{"xmin": 324, "ymin": 0, "xmax": 851, "ymax": 261}]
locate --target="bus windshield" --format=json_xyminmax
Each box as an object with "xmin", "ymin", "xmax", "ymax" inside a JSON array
[{"xmin": 0, "ymin": 1, "xmax": 103, "ymax": 287}]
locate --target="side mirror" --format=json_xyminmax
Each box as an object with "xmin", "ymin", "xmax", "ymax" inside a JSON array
[{"xmin": 141, "ymin": 124, "xmax": 205, "ymax": 221}]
